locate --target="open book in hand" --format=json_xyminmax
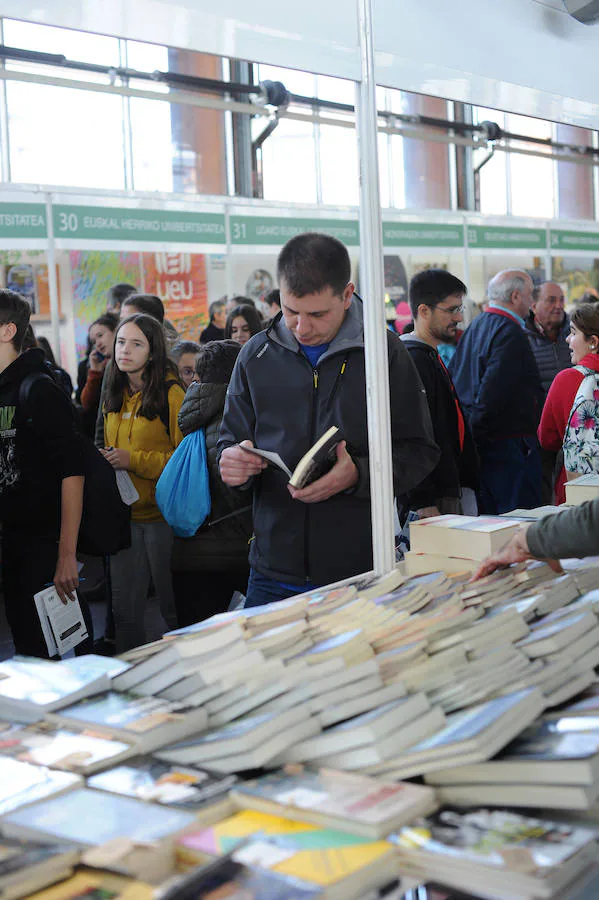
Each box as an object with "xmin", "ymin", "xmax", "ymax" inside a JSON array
[{"xmin": 241, "ymin": 426, "xmax": 341, "ymax": 489}]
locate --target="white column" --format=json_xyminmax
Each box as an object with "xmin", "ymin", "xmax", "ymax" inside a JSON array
[
  {"xmin": 45, "ymin": 194, "xmax": 62, "ymax": 364},
  {"xmin": 355, "ymin": 0, "xmax": 396, "ymax": 575}
]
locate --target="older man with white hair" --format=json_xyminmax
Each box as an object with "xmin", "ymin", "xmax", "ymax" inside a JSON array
[{"xmin": 449, "ymin": 269, "xmax": 544, "ymax": 514}]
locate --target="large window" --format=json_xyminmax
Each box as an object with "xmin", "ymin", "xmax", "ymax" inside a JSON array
[
  {"xmin": 474, "ymin": 108, "xmax": 556, "ymax": 218},
  {"xmin": 7, "ymin": 81, "xmax": 126, "ymax": 189}
]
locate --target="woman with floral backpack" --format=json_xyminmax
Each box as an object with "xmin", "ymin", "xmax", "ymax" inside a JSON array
[{"xmin": 538, "ymin": 303, "xmax": 599, "ymax": 504}]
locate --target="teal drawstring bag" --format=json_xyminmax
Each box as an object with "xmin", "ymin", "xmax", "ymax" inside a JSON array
[{"xmin": 155, "ymin": 430, "xmax": 211, "ymax": 537}]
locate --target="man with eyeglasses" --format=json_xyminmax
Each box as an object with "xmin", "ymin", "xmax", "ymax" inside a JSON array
[
  {"xmin": 400, "ymin": 269, "xmax": 479, "ymax": 520},
  {"xmin": 450, "ymin": 269, "xmax": 544, "ymax": 514}
]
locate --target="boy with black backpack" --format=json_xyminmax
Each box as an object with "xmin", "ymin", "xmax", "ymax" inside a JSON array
[{"xmin": 0, "ymin": 290, "xmax": 85, "ymax": 657}]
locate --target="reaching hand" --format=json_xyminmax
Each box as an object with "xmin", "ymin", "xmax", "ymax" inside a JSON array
[
  {"xmin": 100, "ymin": 448, "xmax": 131, "ymax": 470},
  {"xmin": 417, "ymin": 506, "xmax": 441, "ymax": 519},
  {"xmin": 220, "ymin": 440, "xmax": 267, "ymax": 487},
  {"xmin": 470, "ymin": 524, "xmax": 559, "ymax": 581},
  {"xmin": 288, "ymin": 441, "xmax": 358, "ymax": 504}
]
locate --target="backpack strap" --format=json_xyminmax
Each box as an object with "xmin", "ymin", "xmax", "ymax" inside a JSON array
[
  {"xmin": 159, "ymin": 379, "xmax": 180, "ymax": 437},
  {"xmin": 18, "ymin": 372, "xmax": 55, "ymax": 426}
]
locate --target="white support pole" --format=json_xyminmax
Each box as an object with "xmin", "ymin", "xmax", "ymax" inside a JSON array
[
  {"xmin": 355, "ymin": 0, "xmax": 396, "ymax": 575},
  {"xmin": 45, "ymin": 194, "xmax": 62, "ymax": 365}
]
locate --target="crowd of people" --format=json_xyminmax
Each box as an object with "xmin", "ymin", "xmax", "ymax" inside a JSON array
[{"xmin": 0, "ymin": 232, "xmax": 597, "ymax": 658}]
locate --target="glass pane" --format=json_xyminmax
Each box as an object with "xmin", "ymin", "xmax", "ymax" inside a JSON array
[
  {"xmin": 319, "ymin": 124, "xmax": 359, "ymax": 206},
  {"xmin": 129, "ymin": 97, "xmax": 173, "ymax": 192},
  {"xmin": 125, "ymin": 40, "xmax": 170, "ymax": 94},
  {"xmin": 316, "ymin": 75, "xmax": 355, "ymax": 106},
  {"xmin": 478, "ymin": 149, "xmax": 508, "ymax": 215},
  {"xmin": 259, "ymin": 117, "xmax": 317, "ymax": 203},
  {"xmin": 3, "ymin": 20, "xmax": 119, "ymax": 83},
  {"xmin": 390, "ymin": 134, "xmax": 406, "ymax": 208},
  {"xmin": 507, "ymin": 114, "xmax": 555, "ymax": 218},
  {"xmin": 7, "ymin": 81, "xmax": 125, "ymax": 189},
  {"xmin": 126, "ymin": 40, "xmax": 169, "ymax": 72}
]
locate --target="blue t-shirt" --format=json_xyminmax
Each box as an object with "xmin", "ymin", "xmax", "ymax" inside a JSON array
[
  {"xmin": 267, "ymin": 343, "xmax": 330, "ymax": 596},
  {"xmin": 300, "ymin": 342, "xmax": 330, "ymax": 368}
]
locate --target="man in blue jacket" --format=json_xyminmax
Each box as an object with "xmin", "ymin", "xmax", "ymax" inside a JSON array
[
  {"xmin": 218, "ymin": 233, "xmax": 439, "ymax": 607},
  {"xmin": 450, "ymin": 269, "xmax": 544, "ymax": 514}
]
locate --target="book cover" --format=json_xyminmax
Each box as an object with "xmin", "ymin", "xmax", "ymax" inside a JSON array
[
  {"xmin": 88, "ymin": 758, "xmax": 236, "ymax": 810},
  {"xmin": 233, "ymin": 769, "xmax": 434, "ymax": 828},
  {"xmin": 54, "ymin": 692, "xmax": 190, "ymax": 733},
  {"xmin": 0, "ymin": 722, "xmax": 133, "ymax": 773},
  {"xmin": 392, "ymin": 808, "xmax": 595, "ymax": 871},
  {"xmin": 34, "ymin": 586, "xmax": 88, "ymax": 657},
  {"xmin": 0, "ymin": 836, "xmax": 78, "ymax": 882},
  {"xmin": 168, "ymin": 857, "xmax": 321, "ymax": 899},
  {"xmin": 0, "ymin": 657, "xmax": 123, "ymax": 712},
  {"xmin": 176, "ymin": 810, "xmax": 394, "ymax": 887},
  {"xmin": 22, "ymin": 870, "xmax": 153, "ymax": 900},
  {"xmin": 0, "ymin": 758, "xmax": 82, "ymax": 817},
  {"xmin": 2, "ymin": 787, "xmax": 196, "ymax": 847},
  {"xmin": 406, "ymin": 690, "xmax": 535, "ymax": 753},
  {"xmin": 497, "ymin": 722, "xmax": 599, "ymax": 762}
]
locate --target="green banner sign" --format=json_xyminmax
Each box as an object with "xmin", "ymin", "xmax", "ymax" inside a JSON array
[
  {"xmin": 0, "ymin": 203, "xmax": 47, "ymax": 238},
  {"xmin": 229, "ymin": 215, "xmax": 359, "ymax": 246},
  {"xmin": 382, "ymin": 222, "xmax": 464, "ymax": 248},
  {"xmin": 52, "ymin": 205, "xmax": 225, "ymax": 243},
  {"xmin": 550, "ymin": 230, "xmax": 599, "ymax": 252},
  {"xmin": 467, "ymin": 225, "xmax": 547, "ymax": 250}
]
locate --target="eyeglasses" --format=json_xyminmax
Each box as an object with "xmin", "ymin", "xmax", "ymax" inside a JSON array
[{"xmin": 435, "ymin": 303, "xmax": 464, "ymax": 315}]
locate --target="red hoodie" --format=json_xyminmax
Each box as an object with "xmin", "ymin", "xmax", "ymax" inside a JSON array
[{"xmin": 538, "ymin": 352, "xmax": 599, "ymax": 503}]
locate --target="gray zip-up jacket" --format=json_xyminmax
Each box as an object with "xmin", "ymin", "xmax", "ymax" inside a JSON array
[
  {"xmin": 217, "ymin": 299, "xmax": 439, "ymax": 586},
  {"xmin": 528, "ymin": 498, "xmax": 599, "ymax": 560},
  {"xmin": 525, "ymin": 312, "xmax": 571, "ymax": 397}
]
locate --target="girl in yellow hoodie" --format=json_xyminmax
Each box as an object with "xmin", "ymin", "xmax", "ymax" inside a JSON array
[{"xmin": 101, "ymin": 313, "xmax": 184, "ymax": 653}]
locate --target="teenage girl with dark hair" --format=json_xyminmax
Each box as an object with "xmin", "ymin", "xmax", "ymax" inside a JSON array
[
  {"xmin": 78, "ymin": 313, "xmax": 119, "ymax": 437},
  {"xmin": 224, "ymin": 304, "xmax": 264, "ymax": 346},
  {"xmin": 101, "ymin": 313, "xmax": 184, "ymax": 652}
]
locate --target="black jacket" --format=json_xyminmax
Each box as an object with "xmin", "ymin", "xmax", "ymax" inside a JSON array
[
  {"xmin": 401, "ymin": 336, "xmax": 479, "ymax": 509},
  {"xmin": 217, "ymin": 300, "xmax": 439, "ymax": 586},
  {"xmin": 525, "ymin": 312, "xmax": 572, "ymax": 396},
  {"xmin": 200, "ymin": 323, "xmax": 225, "ymax": 345},
  {"xmin": 450, "ymin": 309, "xmax": 544, "ymax": 445},
  {"xmin": 171, "ymin": 381, "xmax": 252, "ymax": 572},
  {"xmin": 0, "ymin": 348, "xmax": 84, "ymax": 535}
]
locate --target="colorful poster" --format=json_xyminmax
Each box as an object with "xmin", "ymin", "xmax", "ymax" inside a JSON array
[
  {"xmin": 142, "ymin": 252, "xmax": 208, "ymax": 340},
  {"xmin": 69, "ymin": 250, "xmax": 140, "ymax": 358}
]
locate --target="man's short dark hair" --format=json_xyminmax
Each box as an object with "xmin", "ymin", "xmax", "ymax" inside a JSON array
[
  {"xmin": 122, "ymin": 293, "xmax": 165, "ymax": 323},
  {"xmin": 277, "ymin": 233, "xmax": 351, "ymax": 298},
  {"xmin": 409, "ymin": 269, "xmax": 467, "ymax": 318},
  {"xmin": 195, "ymin": 339, "xmax": 241, "ymax": 383},
  {"xmin": 265, "ymin": 289, "xmax": 281, "ymax": 310},
  {"xmin": 0, "ymin": 290, "xmax": 32, "ymax": 351},
  {"xmin": 107, "ymin": 283, "xmax": 137, "ymax": 311}
]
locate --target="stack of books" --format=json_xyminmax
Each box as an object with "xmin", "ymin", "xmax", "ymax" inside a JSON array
[
  {"xmin": 404, "ymin": 514, "xmax": 526, "ymax": 575},
  {"xmin": 425, "ymin": 716, "xmax": 599, "ymax": 810},
  {"xmin": 392, "ymin": 807, "xmax": 598, "ymax": 900},
  {"xmin": 5, "ymin": 529, "xmax": 599, "ymax": 899},
  {"xmin": 565, "ymin": 473, "xmax": 599, "ymax": 505}
]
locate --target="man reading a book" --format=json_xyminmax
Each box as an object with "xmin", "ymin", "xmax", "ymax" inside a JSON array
[{"xmin": 218, "ymin": 232, "xmax": 439, "ymax": 607}]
